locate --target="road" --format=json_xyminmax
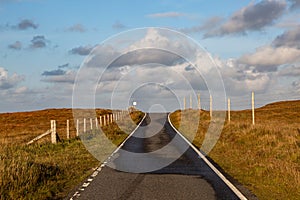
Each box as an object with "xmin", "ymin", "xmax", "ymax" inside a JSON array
[{"xmin": 70, "ymin": 113, "xmax": 254, "ymax": 200}]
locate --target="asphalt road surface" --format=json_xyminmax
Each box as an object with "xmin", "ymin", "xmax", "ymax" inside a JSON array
[{"xmin": 71, "ymin": 113, "xmax": 253, "ymax": 200}]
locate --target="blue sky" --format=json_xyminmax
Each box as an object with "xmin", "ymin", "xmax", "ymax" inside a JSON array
[{"xmin": 1, "ymin": 0, "xmax": 300, "ymax": 112}]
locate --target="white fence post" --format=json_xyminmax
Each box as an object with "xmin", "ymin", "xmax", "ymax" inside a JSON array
[
  {"xmin": 252, "ymin": 91, "xmax": 255, "ymax": 125},
  {"xmin": 103, "ymin": 115, "xmax": 106, "ymax": 126},
  {"xmin": 76, "ymin": 119, "xmax": 79, "ymax": 137},
  {"xmin": 51, "ymin": 120, "xmax": 57, "ymax": 144},
  {"xmin": 90, "ymin": 118, "xmax": 93, "ymax": 130},
  {"xmin": 198, "ymin": 93, "xmax": 201, "ymax": 110},
  {"xmin": 95, "ymin": 117, "xmax": 98, "ymax": 129},
  {"xmin": 99, "ymin": 116, "xmax": 102, "ymax": 127},
  {"xmin": 84, "ymin": 118, "xmax": 86, "ymax": 133},
  {"xmin": 67, "ymin": 120, "xmax": 70, "ymax": 139}
]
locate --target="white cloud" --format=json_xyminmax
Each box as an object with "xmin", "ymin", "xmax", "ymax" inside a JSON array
[
  {"xmin": 278, "ymin": 64, "xmax": 300, "ymax": 76},
  {"xmin": 0, "ymin": 67, "xmax": 24, "ymax": 90},
  {"xmin": 69, "ymin": 45, "xmax": 94, "ymax": 56},
  {"xmin": 41, "ymin": 70, "xmax": 76, "ymax": 83},
  {"xmin": 14, "ymin": 86, "xmax": 28, "ymax": 94},
  {"xmin": 17, "ymin": 19, "xmax": 38, "ymax": 30},
  {"xmin": 4, "ymin": 26, "xmax": 300, "ymax": 112},
  {"xmin": 240, "ymin": 46, "xmax": 300, "ymax": 71},
  {"xmin": 204, "ymin": 0, "xmax": 286, "ymax": 37},
  {"xmin": 272, "ymin": 25, "xmax": 300, "ymax": 48},
  {"xmin": 180, "ymin": 17, "xmax": 223, "ymax": 34},
  {"xmin": 30, "ymin": 35, "xmax": 47, "ymax": 49}
]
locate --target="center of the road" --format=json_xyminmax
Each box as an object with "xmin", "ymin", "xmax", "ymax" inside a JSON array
[{"xmin": 106, "ymin": 113, "xmax": 191, "ymax": 173}]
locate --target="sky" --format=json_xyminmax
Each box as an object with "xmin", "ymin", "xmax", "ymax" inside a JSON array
[{"xmin": 0, "ymin": 0, "xmax": 300, "ymax": 112}]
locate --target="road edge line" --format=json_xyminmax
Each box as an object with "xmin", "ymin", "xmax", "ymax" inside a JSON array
[
  {"xmin": 109, "ymin": 112, "xmax": 147, "ymax": 156},
  {"xmin": 167, "ymin": 113, "xmax": 248, "ymax": 200},
  {"xmin": 69, "ymin": 112, "xmax": 147, "ymax": 199}
]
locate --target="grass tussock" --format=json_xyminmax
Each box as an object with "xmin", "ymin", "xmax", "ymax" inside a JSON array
[
  {"xmin": 0, "ymin": 140, "xmax": 98, "ymax": 200},
  {"xmin": 0, "ymin": 109, "xmax": 144, "ymax": 200},
  {"xmin": 170, "ymin": 100, "xmax": 300, "ymax": 200}
]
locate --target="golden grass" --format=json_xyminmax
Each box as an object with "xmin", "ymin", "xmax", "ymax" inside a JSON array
[
  {"xmin": 0, "ymin": 139, "xmax": 99, "ymax": 200},
  {"xmin": 170, "ymin": 100, "xmax": 300, "ymax": 200},
  {"xmin": 0, "ymin": 108, "xmax": 116, "ymax": 144},
  {"xmin": 0, "ymin": 109, "xmax": 144, "ymax": 199}
]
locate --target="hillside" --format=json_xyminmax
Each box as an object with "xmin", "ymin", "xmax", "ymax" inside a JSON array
[
  {"xmin": 170, "ymin": 100, "xmax": 300, "ymax": 200},
  {"xmin": 0, "ymin": 108, "xmax": 144, "ymax": 199},
  {"xmin": 0, "ymin": 108, "xmax": 113, "ymax": 144}
]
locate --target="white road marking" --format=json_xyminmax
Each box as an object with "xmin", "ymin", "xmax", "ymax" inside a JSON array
[
  {"xmin": 82, "ymin": 182, "xmax": 90, "ymax": 188},
  {"xmin": 167, "ymin": 113, "xmax": 248, "ymax": 200},
  {"xmin": 69, "ymin": 113, "xmax": 146, "ymax": 199}
]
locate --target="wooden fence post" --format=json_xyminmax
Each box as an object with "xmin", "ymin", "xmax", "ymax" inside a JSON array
[
  {"xmin": 67, "ymin": 120, "xmax": 70, "ymax": 139},
  {"xmin": 99, "ymin": 116, "xmax": 102, "ymax": 127},
  {"xmin": 198, "ymin": 93, "xmax": 201, "ymax": 110},
  {"xmin": 84, "ymin": 118, "xmax": 86, "ymax": 133},
  {"xmin": 76, "ymin": 119, "xmax": 79, "ymax": 137},
  {"xmin": 228, "ymin": 98, "xmax": 231, "ymax": 123},
  {"xmin": 95, "ymin": 117, "xmax": 98, "ymax": 129},
  {"xmin": 90, "ymin": 118, "xmax": 93, "ymax": 130},
  {"xmin": 103, "ymin": 115, "xmax": 106, "ymax": 126},
  {"xmin": 252, "ymin": 91, "xmax": 255, "ymax": 125},
  {"xmin": 51, "ymin": 120, "xmax": 57, "ymax": 144}
]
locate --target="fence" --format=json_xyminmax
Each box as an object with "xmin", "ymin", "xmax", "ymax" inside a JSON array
[
  {"xmin": 27, "ymin": 110, "xmax": 129, "ymax": 145},
  {"xmin": 182, "ymin": 91, "xmax": 300, "ymax": 125},
  {"xmin": 183, "ymin": 92, "xmax": 255, "ymax": 124},
  {"xmin": 27, "ymin": 91, "xmax": 299, "ymax": 145}
]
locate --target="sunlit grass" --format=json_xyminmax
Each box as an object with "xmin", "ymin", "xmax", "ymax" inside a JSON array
[
  {"xmin": 0, "ymin": 109, "xmax": 144, "ymax": 199},
  {"xmin": 170, "ymin": 100, "xmax": 300, "ymax": 200}
]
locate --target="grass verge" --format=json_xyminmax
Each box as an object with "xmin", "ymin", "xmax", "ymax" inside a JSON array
[
  {"xmin": 170, "ymin": 100, "xmax": 300, "ymax": 200},
  {"xmin": 0, "ymin": 109, "xmax": 144, "ymax": 200}
]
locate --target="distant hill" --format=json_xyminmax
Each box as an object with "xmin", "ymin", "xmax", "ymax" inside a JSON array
[
  {"xmin": 258, "ymin": 100, "xmax": 300, "ymax": 110},
  {"xmin": 0, "ymin": 100, "xmax": 299, "ymax": 144}
]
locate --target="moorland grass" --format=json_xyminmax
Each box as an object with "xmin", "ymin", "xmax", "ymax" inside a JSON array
[
  {"xmin": 0, "ymin": 109, "xmax": 144, "ymax": 200},
  {"xmin": 170, "ymin": 100, "xmax": 300, "ymax": 200}
]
